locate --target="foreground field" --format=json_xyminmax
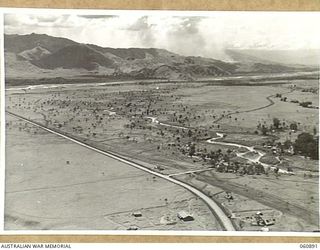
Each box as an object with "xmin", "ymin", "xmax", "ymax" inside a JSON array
[
  {"xmin": 5, "ymin": 77, "xmax": 319, "ymax": 231},
  {"xmin": 5, "ymin": 115, "xmax": 220, "ymax": 230},
  {"xmin": 175, "ymin": 172, "xmax": 318, "ymax": 232}
]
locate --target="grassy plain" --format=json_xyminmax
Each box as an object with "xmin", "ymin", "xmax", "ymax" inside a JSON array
[{"xmin": 5, "ymin": 76, "xmax": 319, "ymax": 231}]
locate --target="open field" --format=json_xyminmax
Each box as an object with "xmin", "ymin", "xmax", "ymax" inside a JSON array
[
  {"xmin": 5, "ymin": 115, "xmax": 220, "ymax": 230},
  {"xmin": 5, "ymin": 76, "xmax": 319, "ymax": 231},
  {"xmin": 175, "ymin": 172, "xmax": 318, "ymax": 232}
]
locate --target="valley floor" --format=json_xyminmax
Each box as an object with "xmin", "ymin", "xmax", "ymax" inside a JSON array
[{"xmin": 5, "ymin": 77, "xmax": 319, "ymax": 231}]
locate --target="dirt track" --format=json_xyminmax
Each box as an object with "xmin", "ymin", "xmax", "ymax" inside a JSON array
[{"xmin": 213, "ymin": 88, "xmax": 295, "ymax": 123}]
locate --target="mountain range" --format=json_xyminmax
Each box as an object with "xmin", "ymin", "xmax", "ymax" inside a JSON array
[{"xmin": 4, "ymin": 33, "xmax": 318, "ymax": 80}]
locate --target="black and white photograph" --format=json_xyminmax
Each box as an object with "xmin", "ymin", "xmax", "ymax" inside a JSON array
[{"xmin": 2, "ymin": 10, "xmax": 320, "ymax": 232}]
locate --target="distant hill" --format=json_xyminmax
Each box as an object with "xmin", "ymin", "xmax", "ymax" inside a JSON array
[
  {"xmin": 31, "ymin": 44, "xmax": 115, "ymax": 71},
  {"xmin": 4, "ymin": 33, "xmax": 77, "ymax": 54},
  {"xmin": 4, "ymin": 33, "xmax": 317, "ymax": 80},
  {"xmin": 227, "ymin": 49, "xmax": 320, "ymax": 67}
]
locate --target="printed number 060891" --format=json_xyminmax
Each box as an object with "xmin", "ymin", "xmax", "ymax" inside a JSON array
[{"xmin": 300, "ymin": 244, "xmax": 318, "ymax": 248}]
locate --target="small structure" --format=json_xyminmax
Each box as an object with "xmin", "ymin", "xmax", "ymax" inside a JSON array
[
  {"xmin": 177, "ymin": 211, "xmax": 194, "ymax": 221},
  {"xmin": 154, "ymin": 165, "xmax": 165, "ymax": 171},
  {"xmin": 132, "ymin": 211, "xmax": 142, "ymax": 217},
  {"xmin": 225, "ymin": 192, "xmax": 234, "ymax": 202},
  {"xmin": 264, "ymin": 219, "xmax": 275, "ymax": 226},
  {"xmin": 251, "ymin": 211, "xmax": 275, "ymax": 226},
  {"xmin": 127, "ymin": 225, "xmax": 139, "ymax": 230},
  {"xmin": 252, "ymin": 211, "xmax": 265, "ymax": 226}
]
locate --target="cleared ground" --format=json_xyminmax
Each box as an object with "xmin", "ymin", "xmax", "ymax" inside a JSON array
[
  {"xmin": 5, "ymin": 115, "xmax": 220, "ymax": 230},
  {"xmin": 175, "ymin": 173, "xmax": 318, "ymax": 232}
]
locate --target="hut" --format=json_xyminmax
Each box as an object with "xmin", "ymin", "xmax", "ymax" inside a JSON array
[
  {"xmin": 177, "ymin": 211, "xmax": 194, "ymax": 221},
  {"xmin": 132, "ymin": 211, "xmax": 142, "ymax": 217}
]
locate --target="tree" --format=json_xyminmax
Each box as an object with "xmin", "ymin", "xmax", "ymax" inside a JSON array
[
  {"xmin": 273, "ymin": 118, "xmax": 280, "ymax": 129},
  {"xmin": 189, "ymin": 144, "xmax": 196, "ymax": 157},
  {"xmin": 294, "ymin": 132, "xmax": 318, "ymax": 160},
  {"xmin": 313, "ymin": 127, "xmax": 317, "ymax": 135},
  {"xmin": 261, "ymin": 125, "xmax": 268, "ymax": 135},
  {"xmin": 223, "ymin": 154, "xmax": 230, "ymax": 165},
  {"xmin": 283, "ymin": 140, "xmax": 293, "ymax": 149},
  {"xmin": 290, "ymin": 123, "xmax": 298, "ymax": 131},
  {"xmin": 255, "ymin": 164, "xmax": 265, "ymax": 175},
  {"xmin": 300, "ymin": 101, "xmax": 312, "ymax": 108}
]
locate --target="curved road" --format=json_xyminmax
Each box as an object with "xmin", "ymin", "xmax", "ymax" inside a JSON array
[
  {"xmin": 147, "ymin": 119, "xmax": 292, "ymax": 174},
  {"xmin": 206, "ymin": 133, "xmax": 293, "ymax": 175},
  {"xmin": 213, "ymin": 88, "xmax": 295, "ymax": 123},
  {"xmin": 7, "ymin": 111, "xmax": 235, "ymax": 231}
]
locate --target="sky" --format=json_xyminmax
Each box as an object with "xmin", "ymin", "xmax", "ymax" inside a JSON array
[{"xmin": 4, "ymin": 11, "xmax": 320, "ymax": 61}]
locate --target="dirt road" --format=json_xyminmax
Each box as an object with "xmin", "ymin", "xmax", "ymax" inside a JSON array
[
  {"xmin": 6, "ymin": 111, "xmax": 236, "ymax": 231},
  {"xmin": 213, "ymin": 88, "xmax": 295, "ymax": 123}
]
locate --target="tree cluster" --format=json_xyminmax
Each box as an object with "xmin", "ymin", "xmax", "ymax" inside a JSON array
[{"xmin": 294, "ymin": 132, "xmax": 319, "ymax": 160}]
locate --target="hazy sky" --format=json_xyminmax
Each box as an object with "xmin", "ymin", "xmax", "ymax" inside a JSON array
[{"xmin": 4, "ymin": 11, "xmax": 320, "ymax": 60}]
